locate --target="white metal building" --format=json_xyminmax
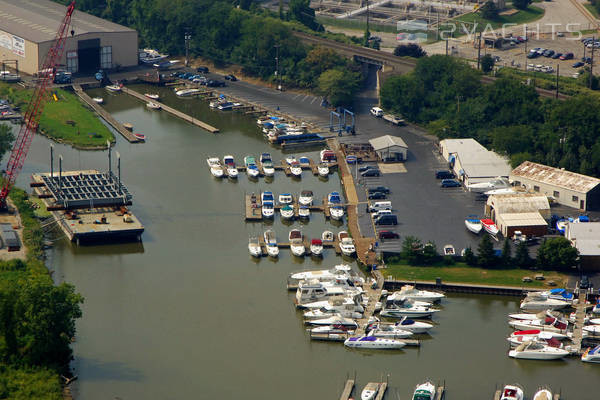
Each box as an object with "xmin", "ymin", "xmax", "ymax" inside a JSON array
[
  {"xmin": 485, "ymin": 193, "xmax": 551, "ymax": 220},
  {"xmin": 495, "ymin": 212, "xmax": 548, "ymax": 237},
  {"xmin": 565, "ymin": 222, "xmax": 600, "ymax": 271},
  {"xmin": 369, "ymin": 135, "xmax": 408, "ymax": 162},
  {"xmin": 439, "ymin": 138, "xmax": 511, "ymax": 186},
  {"xmin": 510, "ymin": 161, "xmax": 600, "ymax": 211}
]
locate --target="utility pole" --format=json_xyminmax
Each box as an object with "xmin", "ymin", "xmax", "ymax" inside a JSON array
[
  {"xmin": 477, "ymin": 30, "xmax": 482, "ymax": 70},
  {"xmin": 184, "ymin": 28, "xmax": 191, "ymax": 67},
  {"xmin": 445, "ymin": 38, "xmax": 449, "ymax": 56},
  {"xmin": 556, "ymin": 64, "xmax": 559, "ymax": 99},
  {"xmin": 590, "ymin": 36, "xmax": 595, "ymax": 89},
  {"xmin": 274, "ymin": 44, "xmax": 281, "ymax": 91},
  {"xmin": 524, "ymin": 26, "xmax": 527, "ymax": 71}
]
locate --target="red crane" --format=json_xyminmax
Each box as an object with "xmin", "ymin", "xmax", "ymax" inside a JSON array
[{"xmin": 0, "ymin": 1, "xmax": 76, "ymax": 207}]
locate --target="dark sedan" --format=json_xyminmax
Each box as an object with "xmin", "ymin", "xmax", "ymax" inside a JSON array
[
  {"xmin": 440, "ymin": 179, "xmax": 461, "ymax": 188},
  {"xmin": 378, "ymin": 231, "xmax": 400, "ymax": 239},
  {"xmin": 361, "ymin": 169, "xmax": 381, "ymax": 177},
  {"xmin": 368, "ymin": 191, "xmax": 387, "ymax": 200}
]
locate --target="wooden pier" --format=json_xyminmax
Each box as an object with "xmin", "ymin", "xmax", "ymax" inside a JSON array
[
  {"xmin": 571, "ymin": 290, "xmax": 588, "ymax": 354},
  {"xmin": 375, "ymin": 382, "xmax": 388, "ymax": 400},
  {"xmin": 121, "ymin": 87, "xmax": 219, "ymax": 133},
  {"xmin": 435, "ymin": 382, "xmax": 445, "ymax": 400},
  {"xmin": 339, "ymin": 379, "xmax": 354, "ymax": 400},
  {"xmin": 73, "ymin": 85, "xmax": 139, "ymax": 143},
  {"xmin": 244, "ymin": 194, "xmax": 346, "ymax": 222}
]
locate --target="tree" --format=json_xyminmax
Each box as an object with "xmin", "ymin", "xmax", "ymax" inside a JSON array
[
  {"xmin": 401, "ymin": 236, "xmax": 423, "ymax": 265},
  {"xmin": 537, "ymin": 237, "xmax": 579, "ymax": 271},
  {"xmin": 477, "ymin": 234, "xmax": 496, "ymax": 267},
  {"xmin": 463, "ymin": 247, "xmax": 477, "ymax": 266},
  {"xmin": 422, "ymin": 241, "xmax": 439, "ymax": 264},
  {"xmin": 515, "ymin": 240, "xmax": 532, "ymax": 268},
  {"xmin": 0, "ymin": 125, "xmax": 14, "ymax": 162},
  {"xmin": 394, "ymin": 43, "xmax": 427, "ymax": 58},
  {"xmin": 481, "ymin": 54, "xmax": 495, "ymax": 73},
  {"xmin": 501, "ymin": 237, "xmax": 512, "ymax": 267},
  {"xmin": 288, "ymin": 0, "xmax": 321, "ymax": 30},
  {"xmin": 479, "ymin": 1, "xmax": 499, "ymax": 20},
  {"xmin": 317, "ymin": 68, "xmax": 362, "ymax": 107},
  {"xmin": 513, "ymin": 0, "xmax": 531, "ymax": 10}
]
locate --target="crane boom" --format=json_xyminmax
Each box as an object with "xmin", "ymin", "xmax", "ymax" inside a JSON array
[{"xmin": 0, "ymin": 1, "xmax": 76, "ymax": 206}]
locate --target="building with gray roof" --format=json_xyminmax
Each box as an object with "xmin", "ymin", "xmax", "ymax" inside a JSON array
[{"xmin": 369, "ymin": 135, "xmax": 408, "ymax": 162}]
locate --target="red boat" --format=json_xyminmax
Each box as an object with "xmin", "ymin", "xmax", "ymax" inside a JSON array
[
  {"xmin": 134, "ymin": 133, "xmax": 146, "ymax": 141},
  {"xmin": 480, "ymin": 218, "xmax": 499, "ymax": 236}
]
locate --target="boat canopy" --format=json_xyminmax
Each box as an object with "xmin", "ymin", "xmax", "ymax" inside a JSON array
[
  {"xmin": 359, "ymin": 336, "xmax": 377, "ymax": 341},
  {"xmin": 282, "ymin": 205, "xmax": 293, "ymax": 211},
  {"xmin": 399, "ymin": 319, "xmax": 415, "ymax": 325},
  {"xmin": 311, "ymin": 239, "xmax": 323, "ymax": 245},
  {"xmin": 590, "ymin": 345, "xmax": 600, "ymax": 355},
  {"xmin": 299, "ymin": 157, "xmax": 310, "ymax": 163}
]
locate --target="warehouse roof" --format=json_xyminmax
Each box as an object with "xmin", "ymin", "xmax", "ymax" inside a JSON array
[
  {"xmin": 496, "ymin": 212, "xmax": 548, "ymax": 227},
  {"xmin": 0, "ymin": 0, "xmax": 135, "ymax": 44},
  {"xmin": 511, "ymin": 161, "xmax": 600, "ymax": 194},
  {"xmin": 440, "ymin": 138, "xmax": 511, "ymax": 179},
  {"xmin": 369, "ymin": 135, "xmax": 408, "ymax": 151},
  {"xmin": 487, "ymin": 194, "xmax": 550, "ymax": 215}
]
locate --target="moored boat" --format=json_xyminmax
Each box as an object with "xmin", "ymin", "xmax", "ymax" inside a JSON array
[
  {"xmin": 310, "ymin": 239, "xmax": 323, "ymax": 256},
  {"xmin": 145, "ymin": 93, "xmax": 160, "ymax": 100},
  {"xmin": 412, "ymin": 381, "xmax": 435, "ymax": 400},
  {"xmin": 344, "ymin": 336, "xmax": 406, "ymax": 349},
  {"xmin": 582, "ymin": 344, "xmax": 600, "ymax": 363},
  {"xmin": 508, "ymin": 340, "xmax": 569, "ymax": 360},
  {"xmin": 262, "ymin": 201, "xmax": 275, "ymax": 218},
  {"xmin": 318, "ymin": 163, "xmax": 330, "ymax": 177},
  {"xmin": 338, "ymin": 231, "xmax": 355, "ymax": 257},
  {"xmin": 299, "ymin": 190, "xmax": 314, "ymax": 206},
  {"xmin": 223, "ymin": 155, "xmax": 238, "ymax": 179},
  {"xmin": 380, "ymin": 296, "xmax": 439, "ymax": 318},
  {"xmin": 480, "ymin": 218, "xmax": 499, "ymax": 236},
  {"xmin": 92, "ymin": 97, "xmax": 104, "ymax": 104},
  {"xmin": 244, "ymin": 156, "xmax": 260, "ymax": 178},
  {"xmin": 289, "ymin": 264, "xmax": 352, "ymax": 282},
  {"xmin": 134, "ymin": 133, "xmax": 146, "ymax": 141},
  {"xmin": 393, "ymin": 285, "xmax": 445, "ymax": 303},
  {"xmin": 465, "ymin": 215, "xmax": 482, "ymax": 234},
  {"xmin": 260, "ymin": 153, "xmax": 275, "ymax": 177},
  {"xmin": 248, "ymin": 237, "xmax": 262, "ymax": 257},
  {"xmin": 320, "ymin": 149, "xmax": 336, "ymax": 163},
  {"xmin": 298, "ymin": 206, "xmax": 310, "ymax": 219},
  {"xmin": 289, "ymin": 229, "xmax": 305, "ymax": 257},
  {"xmin": 361, "ymin": 383, "xmax": 380, "ymax": 400},
  {"xmin": 105, "ymin": 84, "xmax": 121, "ymax": 92},
  {"xmin": 175, "ymin": 88, "xmax": 201, "ymax": 97},
  {"xmin": 264, "ymin": 230, "xmax": 279, "ymax": 257},
  {"xmin": 500, "ymin": 385, "xmax": 524, "ymax": 400},
  {"xmin": 278, "ymin": 193, "xmax": 293, "ymax": 205},
  {"xmin": 206, "ymin": 157, "xmax": 224, "ymax": 178},
  {"xmin": 146, "ymin": 101, "xmax": 161, "ymax": 110},
  {"xmin": 280, "ymin": 205, "xmax": 294, "ymax": 220},
  {"xmin": 322, "ymin": 231, "xmax": 334, "ymax": 242},
  {"xmin": 290, "ymin": 161, "xmax": 302, "ymax": 177},
  {"xmin": 532, "ymin": 387, "xmax": 553, "ymax": 400},
  {"xmin": 330, "ymin": 205, "xmax": 345, "ymax": 220}
]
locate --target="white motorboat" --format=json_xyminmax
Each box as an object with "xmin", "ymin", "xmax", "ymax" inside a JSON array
[
  {"xmin": 337, "ymin": 231, "xmax": 355, "ymax": 256},
  {"xmin": 532, "ymin": 387, "xmax": 553, "ymax": 400},
  {"xmin": 139, "ymin": 48, "xmax": 168, "ymax": 64},
  {"xmin": 244, "ymin": 156, "xmax": 260, "ymax": 178},
  {"xmin": 380, "ymin": 297, "xmax": 439, "ymax": 318},
  {"xmin": 322, "ymin": 231, "xmax": 334, "ymax": 242},
  {"xmin": 289, "ymin": 264, "xmax": 352, "ymax": 282},
  {"xmin": 367, "ymin": 325, "xmax": 413, "ymax": 339},
  {"xmin": 593, "ymin": 299, "xmax": 600, "ymax": 314},
  {"xmin": 223, "ymin": 155, "xmax": 238, "ymax": 179},
  {"xmin": 304, "ymin": 307, "xmax": 363, "ymax": 320},
  {"xmin": 298, "ymin": 206, "xmax": 310, "ymax": 219},
  {"xmin": 261, "ymin": 191, "xmax": 274, "ymax": 206},
  {"xmin": 541, "ymin": 288, "xmax": 575, "ymax": 303},
  {"xmin": 466, "ymin": 177, "xmax": 510, "ymax": 193},
  {"xmin": 146, "ymin": 101, "xmax": 161, "ymax": 110},
  {"xmin": 583, "ymin": 325, "xmax": 600, "ymax": 336},
  {"xmin": 507, "ymin": 331, "xmax": 565, "ymax": 348},
  {"xmin": 412, "ymin": 381, "xmax": 436, "ymax": 400},
  {"xmin": 509, "ymin": 329, "xmax": 567, "ymax": 341},
  {"xmin": 310, "ymin": 239, "xmax": 323, "ymax": 256},
  {"xmin": 290, "ymin": 161, "xmax": 302, "ymax": 177},
  {"xmin": 92, "ymin": 97, "xmax": 104, "ymax": 104},
  {"xmin": 206, "ymin": 157, "xmax": 224, "ymax": 178},
  {"xmin": 307, "ymin": 315, "xmax": 358, "ymax": 328},
  {"xmin": 309, "ymin": 325, "xmax": 355, "ymax": 335},
  {"xmin": 259, "ymin": 153, "xmax": 275, "ymax": 177},
  {"xmin": 264, "ymin": 230, "xmax": 279, "ymax": 257},
  {"xmin": 509, "ymin": 318, "xmax": 568, "ymax": 333},
  {"xmin": 320, "ymin": 149, "xmax": 336, "ymax": 162},
  {"xmin": 302, "ymin": 295, "xmax": 364, "ymax": 312},
  {"xmin": 175, "ymin": 88, "xmax": 201, "ymax": 97},
  {"xmin": 262, "ymin": 201, "xmax": 275, "ymax": 218},
  {"xmin": 248, "ymin": 237, "xmax": 262, "ymax": 257},
  {"xmin": 285, "ymin": 155, "xmax": 297, "ymax": 164},
  {"xmin": 520, "ymin": 292, "xmax": 570, "ymax": 311},
  {"xmin": 299, "ymin": 190, "xmax": 313, "ymax": 206},
  {"xmin": 344, "ymin": 336, "xmax": 406, "ymax": 350},
  {"xmin": 588, "ymin": 318, "xmax": 600, "ymax": 325},
  {"xmin": 289, "ymin": 229, "xmax": 305, "ymax": 257},
  {"xmin": 145, "ymin": 93, "xmax": 160, "ymax": 100},
  {"xmin": 105, "ymin": 84, "xmax": 121, "ymax": 92},
  {"xmin": 393, "ymin": 285, "xmax": 445, "ymax": 303},
  {"xmin": 508, "ymin": 340, "xmax": 570, "ymax": 360},
  {"xmin": 330, "ymin": 205, "xmax": 345, "ymax": 220},
  {"xmin": 279, "ymin": 193, "xmax": 293, "ymax": 205},
  {"xmin": 318, "ymin": 163, "xmax": 330, "ymax": 177},
  {"xmin": 500, "ymin": 385, "xmax": 524, "ymax": 400},
  {"xmin": 582, "ymin": 345, "xmax": 600, "ymax": 363},
  {"xmin": 480, "ymin": 218, "xmax": 499, "ymax": 236},
  {"xmin": 464, "ymin": 215, "xmax": 482, "ymax": 234},
  {"xmin": 361, "ymin": 383, "xmax": 380, "ymax": 400},
  {"xmin": 280, "ymin": 205, "xmax": 294, "ymax": 220},
  {"xmin": 509, "ymin": 310, "xmax": 563, "ymax": 321},
  {"xmin": 368, "ymin": 317, "xmax": 434, "ymax": 333},
  {"xmin": 295, "ymin": 280, "xmax": 363, "ymax": 306}
]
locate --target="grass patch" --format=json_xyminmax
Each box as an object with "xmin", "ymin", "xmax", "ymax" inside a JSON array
[
  {"xmin": 0, "ymin": 364, "xmax": 62, "ymax": 400},
  {"xmin": 495, "ymin": 67, "xmax": 600, "ymax": 97},
  {"xmin": 0, "ymin": 83, "xmax": 114, "ymax": 148},
  {"xmin": 584, "ymin": 3, "xmax": 600, "ymax": 19},
  {"xmin": 9, "ymin": 187, "xmax": 45, "ymax": 261},
  {"xmin": 29, "ymin": 196, "xmax": 51, "ymax": 219},
  {"xmin": 383, "ymin": 261, "xmax": 568, "ymax": 288},
  {"xmin": 441, "ymin": 6, "xmax": 544, "ymax": 38}
]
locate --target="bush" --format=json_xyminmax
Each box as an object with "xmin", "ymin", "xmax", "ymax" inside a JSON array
[
  {"xmin": 394, "ymin": 43, "xmax": 427, "ymax": 58},
  {"xmin": 481, "ymin": 54, "xmax": 495, "ymax": 73}
]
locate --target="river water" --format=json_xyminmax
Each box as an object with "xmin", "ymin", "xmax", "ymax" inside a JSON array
[{"xmin": 12, "ymin": 84, "xmax": 599, "ymax": 399}]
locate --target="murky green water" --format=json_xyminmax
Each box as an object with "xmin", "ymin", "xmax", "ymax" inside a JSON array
[{"xmin": 13, "ymin": 84, "xmax": 599, "ymax": 399}]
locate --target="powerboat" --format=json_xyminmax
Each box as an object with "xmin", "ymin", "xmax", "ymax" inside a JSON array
[
  {"xmin": 262, "ymin": 201, "xmax": 275, "ymax": 218},
  {"xmin": 392, "ymin": 285, "xmax": 445, "ymax": 303},
  {"xmin": 263, "ymin": 230, "xmax": 279, "ymax": 257},
  {"xmin": 280, "ymin": 205, "xmax": 294, "ymax": 220},
  {"xmin": 175, "ymin": 88, "xmax": 201, "ymax": 97},
  {"xmin": 583, "ymin": 325, "xmax": 600, "ymax": 336},
  {"xmin": 285, "ymin": 155, "xmax": 296, "ymax": 164},
  {"xmin": 298, "ymin": 206, "xmax": 310, "ymax": 219},
  {"xmin": 412, "ymin": 381, "xmax": 436, "ymax": 400},
  {"xmin": 303, "ymin": 306, "xmax": 362, "ymax": 320},
  {"xmin": 318, "ymin": 163, "xmax": 329, "ymax": 177},
  {"xmin": 289, "ymin": 264, "xmax": 352, "ymax": 282},
  {"xmin": 145, "ymin": 93, "xmax": 160, "ymax": 100},
  {"xmin": 134, "ymin": 133, "xmax": 146, "ymax": 141},
  {"xmin": 244, "ymin": 156, "xmax": 260, "ymax": 178},
  {"xmin": 508, "ymin": 310, "xmax": 563, "ymax": 321},
  {"xmin": 466, "ymin": 177, "xmax": 510, "ymax": 193},
  {"xmin": 465, "ymin": 215, "xmax": 482, "ymax": 234},
  {"xmin": 261, "ymin": 191, "xmax": 274, "ymax": 204},
  {"xmin": 367, "ymin": 317, "xmax": 434, "ymax": 334},
  {"xmin": 92, "ymin": 97, "xmax": 104, "ymax": 104},
  {"xmin": 302, "ymin": 295, "xmax": 365, "ymax": 312},
  {"xmin": 532, "ymin": 387, "xmax": 553, "ymax": 400},
  {"xmin": 380, "ymin": 297, "xmax": 439, "ymax": 318},
  {"xmin": 299, "ymin": 190, "xmax": 314, "ymax": 206},
  {"xmin": 290, "ymin": 161, "xmax": 302, "ymax": 177},
  {"xmin": 328, "ymin": 191, "xmax": 342, "ymax": 205},
  {"xmin": 105, "ymin": 84, "xmax": 121, "ymax": 92},
  {"xmin": 582, "ymin": 345, "xmax": 600, "ymax": 363},
  {"xmin": 289, "ymin": 229, "xmax": 305, "ymax": 257},
  {"xmin": 480, "ymin": 219, "xmax": 499, "ymax": 236},
  {"xmin": 593, "ymin": 299, "xmax": 600, "ymax": 314},
  {"xmin": 361, "ymin": 383, "xmax": 380, "ymax": 400},
  {"xmin": 139, "ymin": 48, "xmax": 168, "ymax": 64},
  {"xmin": 338, "ymin": 231, "xmax": 355, "ymax": 257},
  {"xmin": 248, "ymin": 237, "xmax": 262, "ymax": 257},
  {"xmin": 259, "ymin": 153, "xmax": 275, "ymax": 177},
  {"xmin": 344, "ymin": 336, "xmax": 406, "ymax": 349},
  {"xmin": 500, "ymin": 385, "xmax": 524, "ymax": 400},
  {"xmin": 520, "ymin": 292, "xmax": 570, "ymax": 311},
  {"xmin": 307, "ymin": 315, "xmax": 358, "ymax": 328},
  {"xmin": 509, "ymin": 317, "xmax": 568, "ymax": 333},
  {"xmin": 217, "ymin": 102, "xmax": 235, "ymax": 110},
  {"xmin": 223, "ymin": 155, "xmax": 238, "ymax": 179},
  {"xmin": 309, "ymin": 324, "xmax": 355, "ymax": 335},
  {"xmin": 206, "ymin": 157, "xmax": 224, "ymax": 178},
  {"xmin": 542, "ymin": 288, "xmax": 574, "ymax": 304},
  {"xmin": 508, "ymin": 340, "xmax": 569, "ymax": 360},
  {"xmin": 278, "ymin": 193, "xmax": 293, "ymax": 205},
  {"xmin": 322, "ymin": 231, "xmax": 334, "ymax": 242},
  {"xmin": 366, "ymin": 324, "xmax": 413, "ymax": 339},
  {"xmin": 146, "ymin": 101, "xmax": 161, "ymax": 110},
  {"xmin": 295, "ymin": 280, "xmax": 363, "ymax": 306},
  {"xmin": 298, "ymin": 156, "xmax": 311, "ymax": 167},
  {"xmin": 310, "ymin": 239, "xmax": 323, "ymax": 256},
  {"xmin": 509, "ymin": 329, "xmax": 567, "ymax": 340},
  {"xmin": 507, "ymin": 331, "xmax": 565, "ymax": 348},
  {"xmin": 589, "ymin": 318, "xmax": 600, "ymax": 325},
  {"xmin": 330, "ymin": 205, "xmax": 345, "ymax": 220},
  {"xmin": 320, "ymin": 149, "xmax": 336, "ymax": 163}
]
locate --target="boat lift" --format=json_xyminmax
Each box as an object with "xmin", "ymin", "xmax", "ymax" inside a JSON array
[{"xmin": 329, "ymin": 108, "xmax": 355, "ymax": 136}]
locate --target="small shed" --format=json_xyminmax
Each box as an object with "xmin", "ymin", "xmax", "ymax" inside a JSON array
[
  {"xmin": 486, "ymin": 194, "xmax": 551, "ymax": 221},
  {"xmin": 369, "ymin": 135, "xmax": 408, "ymax": 162},
  {"xmin": 496, "ymin": 212, "xmax": 548, "ymax": 238},
  {"xmin": 0, "ymin": 224, "xmax": 20, "ymax": 251},
  {"xmin": 565, "ymin": 222, "xmax": 600, "ymax": 271}
]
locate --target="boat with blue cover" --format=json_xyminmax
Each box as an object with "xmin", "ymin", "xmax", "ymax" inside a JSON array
[{"xmin": 464, "ymin": 215, "xmax": 482, "ymax": 234}]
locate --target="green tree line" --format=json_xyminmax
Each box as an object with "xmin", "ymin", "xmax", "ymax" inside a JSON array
[{"xmin": 381, "ymin": 55, "xmax": 600, "ymax": 176}]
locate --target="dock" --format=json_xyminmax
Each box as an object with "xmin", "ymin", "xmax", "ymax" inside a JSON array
[
  {"xmin": 339, "ymin": 379, "xmax": 354, "ymax": 400},
  {"xmin": 73, "ymin": 85, "xmax": 139, "ymax": 143},
  {"xmin": 435, "ymin": 381, "xmax": 445, "ymax": 400},
  {"xmin": 375, "ymin": 382, "xmax": 388, "ymax": 400},
  {"xmin": 244, "ymin": 194, "xmax": 345, "ymax": 222},
  {"xmin": 571, "ymin": 289, "xmax": 588, "ymax": 354},
  {"xmin": 121, "ymin": 87, "xmax": 219, "ymax": 133}
]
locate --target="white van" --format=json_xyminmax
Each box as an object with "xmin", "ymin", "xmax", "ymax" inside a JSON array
[
  {"xmin": 368, "ymin": 201, "xmax": 392, "ymax": 213},
  {"xmin": 370, "ymin": 107, "xmax": 383, "ymax": 117},
  {"xmin": 372, "ymin": 209, "xmax": 392, "ymax": 218}
]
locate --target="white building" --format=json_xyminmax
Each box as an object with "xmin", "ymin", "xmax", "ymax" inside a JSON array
[
  {"xmin": 439, "ymin": 138, "xmax": 511, "ymax": 186},
  {"xmin": 565, "ymin": 222, "xmax": 600, "ymax": 271},
  {"xmin": 369, "ymin": 135, "xmax": 408, "ymax": 162}
]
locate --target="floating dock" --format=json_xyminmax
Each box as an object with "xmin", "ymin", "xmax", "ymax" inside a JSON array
[
  {"xmin": 571, "ymin": 290, "xmax": 588, "ymax": 354},
  {"xmin": 121, "ymin": 87, "xmax": 219, "ymax": 133},
  {"xmin": 339, "ymin": 379, "xmax": 354, "ymax": 400},
  {"xmin": 244, "ymin": 194, "xmax": 345, "ymax": 222}
]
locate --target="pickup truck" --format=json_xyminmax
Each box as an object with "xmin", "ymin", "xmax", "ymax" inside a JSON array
[{"xmin": 383, "ymin": 114, "xmax": 405, "ymax": 126}]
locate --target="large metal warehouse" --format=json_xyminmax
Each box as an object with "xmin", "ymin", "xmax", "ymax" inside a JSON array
[
  {"xmin": 510, "ymin": 161, "xmax": 600, "ymax": 211},
  {"xmin": 439, "ymin": 138, "xmax": 511, "ymax": 186},
  {"xmin": 0, "ymin": 0, "xmax": 138, "ymax": 75}
]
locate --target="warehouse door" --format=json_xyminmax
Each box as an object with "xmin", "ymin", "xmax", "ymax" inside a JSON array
[{"xmin": 78, "ymin": 39, "xmax": 100, "ymax": 73}]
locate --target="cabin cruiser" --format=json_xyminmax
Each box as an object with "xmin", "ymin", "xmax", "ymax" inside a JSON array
[
  {"xmin": 508, "ymin": 310, "xmax": 563, "ymax": 321},
  {"xmin": 338, "ymin": 231, "xmax": 355, "ymax": 256},
  {"xmin": 139, "ymin": 48, "xmax": 168, "ymax": 64},
  {"xmin": 583, "ymin": 325, "xmax": 600, "ymax": 336},
  {"xmin": 146, "ymin": 101, "xmax": 161, "ymax": 110},
  {"xmin": 289, "ymin": 229, "xmax": 305, "ymax": 256},
  {"xmin": 299, "ymin": 190, "xmax": 314, "ymax": 206},
  {"xmin": 582, "ymin": 345, "xmax": 600, "ymax": 363},
  {"xmin": 509, "ymin": 329, "xmax": 567, "ymax": 341},
  {"xmin": 248, "ymin": 237, "xmax": 262, "ymax": 257},
  {"xmin": 285, "ymin": 155, "xmax": 296, "ymax": 164},
  {"xmin": 217, "ymin": 102, "xmax": 235, "ymax": 111},
  {"xmin": 310, "ymin": 239, "xmax": 323, "ymax": 256},
  {"xmin": 295, "ymin": 280, "xmax": 363, "ymax": 306},
  {"xmin": 105, "ymin": 84, "xmax": 121, "ymax": 92},
  {"xmin": 520, "ymin": 292, "xmax": 570, "ymax": 311},
  {"xmin": 466, "ymin": 177, "xmax": 510, "ymax": 193},
  {"xmin": 145, "ymin": 93, "xmax": 160, "ymax": 100},
  {"xmin": 541, "ymin": 288, "xmax": 574, "ymax": 304},
  {"xmin": 263, "ymin": 230, "xmax": 279, "ymax": 258},
  {"xmin": 344, "ymin": 336, "xmax": 406, "ymax": 349},
  {"xmin": 318, "ymin": 163, "xmax": 330, "ymax": 177},
  {"xmin": 298, "ymin": 206, "xmax": 310, "ymax": 219},
  {"xmin": 391, "ymin": 285, "xmax": 445, "ymax": 303},
  {"xmin": 206, "ymin": 157, "xmax": 224, "ymax": 178},
  {"xmin": 261, "ymin": 191, "xmax": 274, "ymax": 204},
  {"xmin": 298, "ymin": 156, "xmax": 311, "ymax": 167},
  {"xmin": 259, "ymin": 153, "xmax": 275, "ymax": 177},
  {"xmin": 301, "ymin": 294, "xmax": 365, "ymax": 312},
  {"xmin": 280, "ymin": 205, "xmax": 294, "ymax": 220},
  {"xmin": 509, "ymin": 316, "xmax": 568, "ymax": 333},
  {"xmin": 289, "ymin": 264, "xmax": 353, "ymax": 282},
  {"xmin": 500, "ymin": 385, "xmax": 524, "ymax": 400},
  {"xmin": 508, "ymin": 340, "xmax": 570, "ymax": 360},
  {"xmin": 328, "ymin": 191, "xmax": 342, "ymax": 205},
  {"xmin": 306, "ymin": 315, "xmax": 358, "ymax": 328},
  {"xmin": 309, "ymin": 324, "xmax": 355, "ymax": 335},
  {"xmin": 412, "ymin": 381, "xmax": 436, "ymax": 400},
  {"xmin": 380, "ymin": 297, "xmax": 439, "ymax": 318},
  {"xmin": 532, "ymin": 388, "xmax": 553, "ymax": 400},
  {"xmin": 223, "ymin": 155, "xmax": 238, "ymax": 178},
  {"xmin": 303, "ymin": 306, "xmax": 363, "ymax": 320},
  {"xmin": 290, "ymin": 161, "xmax": 302, "ymax": 177},
  {"xmin": 322, "ymin": 231, "xmax": 334, "ymax": 242},
  {"xmin": 330, "ymin": 205, "xmax": 345, "ymax": 220},
  {"xmin": 480, "ymin": 219, "xmax": 499, "ymax": 236},
  {"xmin": 385, "ymin": 317, "xmax": 434, "ymax": 333},
  {"xmin": 464, "ymin": 215, "xmax": 482, "ymax": 234},
  {"xmin": 244, "ymin": 156, "xmax": 260, "ymax": 178},
  {"xmin": 508, "ymin": 334, "xmax": 566, "ymax": 349},
  {"xmin": 279, "ymin": 193, "xmax": 293, "ymax": 205},
  {"xmin": 320, "ymin": 149, "xmax": 336, "ymax": 163},
  {"xmin": 262, "ymin": 201, "xmax": 275, "ymax": 218},
  {"xmin": 175, "ymin": 88, "xmax": 201, "ymax": 97},
  {"xmin": 361, "ymin": 383, "xmax": 380, "ymax": 400},
  {"xmin": 366, "ymin": 324, "xmax": 413, "ymax": 339}
]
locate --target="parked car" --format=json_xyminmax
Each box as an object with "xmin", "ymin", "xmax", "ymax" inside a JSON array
[
  {"xmin": 583, "ymin": 57, "xmax": 593, "ymax": 64},
  {"xmin": 573, "ymin": 61, "xmax": 585, "ymax": 68},
  {"xmin": 527, "ymin": 50, "xmax": 539, "ymax": 59},
  {"xmin": 206, "ymin": 80, "xmax": 225, "ymax": 87},
  {"xmin": 435, "ymin": 170, "xmax": 454, "ymax": 179},
  {"xmin": 361, "ymin": 169, "xmax": 381, "ymax": 177},
  {"xmin": 560, "ymin": 53, "xmax": 574, "ymax": 60},
  {"xmin": 440, "ymin": 179, "xmax": 461, "ymax": 188},
  {"xmin": 368, "ymin": 186, "xmax": 390, "ymax": 194},
  {"xmin": 543, "ymin": 49, "xmax": 555, "ymax": 57},
  {"xmin": 359, "ymin": 165, "xmax": 378, "ymax": 173},
  {"xmin": 552, "ymin": 52, "xmax": 562, "ymax": 59},
  {"xmin": 378, "ymin": 230, "xmax": 400, "ymax": 239},
  {"xmin": 196, "ymin": 66, "xmax": 209, "ymax": 73},
  {"xmin": 224, "ymin": 74, "xmax": 237, "ymax": 81},
  {"xmin": 580, "ymin": 275, "xmax": 591, "ymax": 289},
  {"xmin": 375, "ymin": 214, "xmax": 398, "ymax": 225},
  {"xmin": 368, "ymin": 191, "xmax": 387, "ymax": 200},
  {"xmin": 370, "ymin": 107, "xmax": 383, "ymax": 117}
]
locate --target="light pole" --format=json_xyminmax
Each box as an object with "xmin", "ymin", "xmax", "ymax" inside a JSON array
[
  {"xmin": 274, "ymin": 44, "xmax": 281, "ymax": 91},
  {"xmin": 184, "ymin": 28, "xmax": 191, "ymax": 67}
]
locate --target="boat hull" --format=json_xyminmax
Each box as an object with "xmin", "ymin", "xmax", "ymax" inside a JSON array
[{"xmin": 508, "ymin": 350, "xmax": 568, "ymax": 360}]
